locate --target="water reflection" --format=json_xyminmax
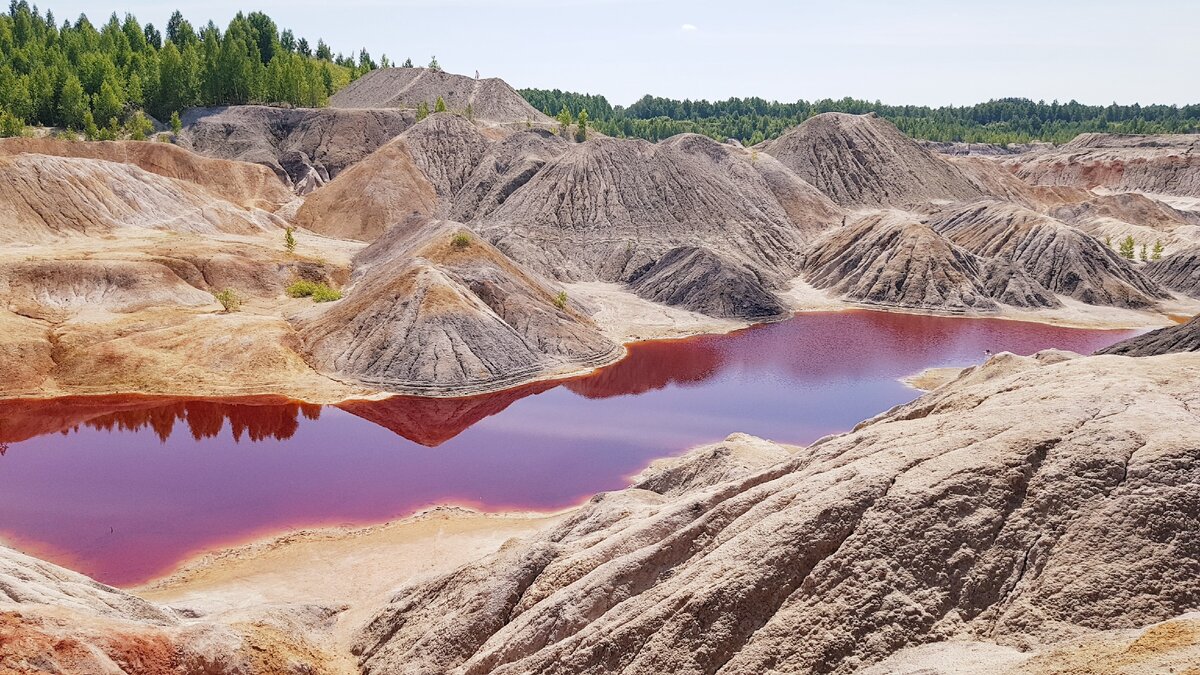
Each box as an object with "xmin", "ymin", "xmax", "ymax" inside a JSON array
[{"xmin": 0, "ymin": 311, "xmax": 1139, "ymax": 585}]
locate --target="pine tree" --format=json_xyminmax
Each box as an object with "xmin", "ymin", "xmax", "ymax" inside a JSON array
[
  {"xmin": 1119, "ymin": 235, "xmax": 1136, "ymax": 260},
  {"xmin": 284, "ymin": 226, "xmax": 297, "ymax": 253},
  {"xmin": 402, "ymin": 57, "xmax": 413, "ymax": 68},
  {"xmin": 58, "ymin": 74, "xmax": 89, "ymax": 130},
  {"xmin": 575, "ymin": 108, "xmax": 588, "ymax": 141},
  {"xmin": 434, "ymin": 96, "xmax": 446, "ymax": 113},
  {"xmin": 0, "ymin": 111, "xmax": 24, "ymax": 138},
  {"xmin": 83, "ymin": 111, "xmax": 99, "ymax": 140},
  {"xmin": 170, "ymin": 110, "xmax": 182, "ymax": 134},
  {"xmin": 428, "ymin": 56, "xmax": 440, "ymax": 72},
  {"xmin": 126, "ymin": 110, "xmax": 154, "ymax": 140},
  {"xmin": 557, "ymin": 105, "xmax": 572, "ymax": 137},
  {"xmin": 416, "ymin": 101, "xmax": 429, "ymax": 121},
  {"xmin": 1152, "ymin": 240, "xmax": 1165, "ymax": 260},
  {"xmin": 93, "ymin": 79, "xmax": 126, "ymax": 126},
  {"xmin": 1139, "ymin": 243, "xmax": 1148, "ymax": 261}
]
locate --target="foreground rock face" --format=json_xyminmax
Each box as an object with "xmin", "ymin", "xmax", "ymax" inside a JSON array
[
  {"xmin": 928, "ymin": 201, "xmax": 1168, "ymax": 309},
  {"xmin": 331, "ymin": 67, "xmax": 553, "ymax": 125},
  {"xmin": 178, "ymin": 105, "xmax": 413, "ymax": 193},
  {"xmin": 354, "ymin": 350, "xmax": 1200, "ymax": 674},
  {"xmin": 1097, "ymin": 315, "xmax": 1200, "ymax": 356},
  {"xmin": 295, "ymin": 217, "xmax": 619, "ymax": 395},
  {"xmin": 1009, "ymin": 133, "xmax": 1200, "ymax": 198},
  {"xmin": 760, "ymin": 112, "xmax": 985, "ymax": 207}
]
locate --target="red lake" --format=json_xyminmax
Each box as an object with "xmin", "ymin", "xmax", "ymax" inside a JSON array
[{"xmin": 0, "ymin": 310, "xmax": 1139, "ymax": 586}]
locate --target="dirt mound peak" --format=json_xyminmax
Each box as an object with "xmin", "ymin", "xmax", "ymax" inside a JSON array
[
  {"xmin": 760, "ymin": 112, "xmax": 985, "ymax": 207},
  {"xmin": 331, "ymin": 67, "xmax": 552, "ymax": 125}
]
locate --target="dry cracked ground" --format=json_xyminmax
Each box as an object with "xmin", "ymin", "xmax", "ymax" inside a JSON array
[{"xmin": 1, "ymin": 67, "xmax": 1199, "ymax": 673}]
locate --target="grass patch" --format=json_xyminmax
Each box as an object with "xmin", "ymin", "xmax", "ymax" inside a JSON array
[
  {"xmin": 450, "ymin": 232, "xmax": 471, "ymax": 250},
  {"xmin": 553, "ymin": 290, "xmax": 568, "ymax": 310},
  {"xmin": 287, "ymin": 280, "xmax": 343, "ymax": 303}
]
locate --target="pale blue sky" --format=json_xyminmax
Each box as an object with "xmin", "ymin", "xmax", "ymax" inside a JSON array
[{"xmin": 45, "ymin": 0, "xmax": 1200, "ymax": 107}]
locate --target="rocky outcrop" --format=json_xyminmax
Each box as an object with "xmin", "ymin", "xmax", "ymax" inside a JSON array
[
  {"xmin": 759, "ymin": 113, "xmax": 985, "ymax": 207},
  {"xmin": 1009, "ymin": 133, "xmax": 1200, "ymax": 198},
  {"xmin": 331, "ymin": 67, "xmax": 553, "ymax": 125},
  {"xmin": 353, "ymin": 349, "xmax": 1200, "ymax": 674},
  {"xmin": 476, "ymin": 135, "xmax": 832, "ymax": 283},
  {"xmin": 295, "ymin": 218, "xmax": 620, "ymax": 395},
  {"xmin": 178, "ymin": 105, "xmax": 412, "ymax": 193},
  {"xmin": 802, "ymin": 213, "xmax": 1057, "ymax": 311},
  {"xmin": 627, "ymin": 246, "xmax": 790, "ymax": 321},
  {"xmin": 1144, "ymin": 245, "xmax": 1200, "ymax": 298},
  {"xmin": 0, "ymin": 153, "xmax": 282, "ymax": 243},
  {"xmin": 1097, "ymin": 315, "xmax": 1200, "ymax": 356},
  {"xmin": 927, "ymin": 201, "xmax": 1168, "ymax": 309},
  {"xmin": 0, "ymin": 137, "xmax": 292, "ymax": 211},
  {"xmin": 449, "ymin": 129, "xmax": 570, "ymax": 221}
]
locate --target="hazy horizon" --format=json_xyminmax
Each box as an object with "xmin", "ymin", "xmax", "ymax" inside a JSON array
[{"xmin": 38, "ymin": 0, "xmax": 1200, "ymax": 108}]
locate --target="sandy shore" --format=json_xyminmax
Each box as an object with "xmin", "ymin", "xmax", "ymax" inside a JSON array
[{"xmin": 137, "ymin": 506, "xmax": 564, "ymax": 651}]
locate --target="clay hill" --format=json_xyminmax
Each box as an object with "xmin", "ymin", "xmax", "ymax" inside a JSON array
[
  {"xmin": 758, "ymin": 112, "xmax": 986, "ymax": 207},
  {"xmin": 1098, "ymin": 314, "xmax": 1200, "ymax": 356},
  {"xmin": 331, "ymin": 67, "xmax": 554, "ymax": 125},
  {"xmin": 1008, "ymin": 132, "xmax": 1200, "ymax": 197},
  {"xmin": 178, "ymin": 105, "xmax": 413, "ymax": 193},
  {"xmin": 294, "ymin": 216, "xmax": 620, "ymax": 396},
  {"xmin": 801, "ymin": 212, "xmax": 1059, "ymax": 312},
  {"xmin": 926, "ymin": 201, "xmax": 1169, "ymax": 309},
  {"xmin": 0, "ymin": 137, "xmax": 293, "ymax": 211}
]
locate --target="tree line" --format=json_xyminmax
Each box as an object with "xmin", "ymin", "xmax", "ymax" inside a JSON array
[
  {"xmin": 0, "ymin": 2, "xmax": 386, "ymax": 134},
  {"xmin": 520, "ymin": 89, "xmax": 1200, "ymax": 145}
]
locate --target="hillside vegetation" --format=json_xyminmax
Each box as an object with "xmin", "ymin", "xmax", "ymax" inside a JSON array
[
  {"xmin": 523, "ymin": 88, "xmax": 1200, "ymax": 145},
  {"xmin": 0, "ymin": 1, "xmax": 382, "ymax": 133}
]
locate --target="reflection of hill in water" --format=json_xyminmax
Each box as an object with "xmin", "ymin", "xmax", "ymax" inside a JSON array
[
  {"xmin": 0, "ymin": 396, "xmax": 321, "ymax": 445},
  {"xmin": 337, "ymin": 380, "xmax": 558, "ymax": 447},
  {"xmin": 564, "ymin": 338, "xmax": 723, "ymax": 399}
]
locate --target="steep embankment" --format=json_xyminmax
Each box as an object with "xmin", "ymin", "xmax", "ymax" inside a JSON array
[
  {"xmin": 759, "ymin": 112, "xmax": 986, "ymax": 207},
  {"xmin": 295, "ymin": 217, "xmax": 619, "ymax": 395},
  {"xmin": 1009, "ymin": 133, "xmax": 1200, "ymax": 197},
  {"xmin": 801, "ymin": 212, "xmax": 1058, "ymax": 312},
  {"xmin": 294, "ymin": 113, "xmax": 492, "ymax": 241},
  {"xmin": 178, "ymin": 105, "xmax": 412, "ymax": 193},
  {"xmin": 0, "ymin": 137, "xmax": 292, "ymax": 211},
  {"xmin": 353, "ymin": 349, "xmax": 1200, "ymax": 674},
  {"xmin": 1046, "ymin": 190, "xmax": 1200, "ymax": 250},
  {"xmin": 1145, "ymin": 245, "xmax": 1200, "ymax": 298},
  {"xmin": 0, "ymin": 153, "xmax": 282, "ymax": 243},
  {"xmin": 927, "ymin": 201, "xmax": 1169, "ymax": 309},
  {"xmin": 331, "ymin": 67, "xmax": 553, "ymax": 125},
  {"xmin": 1098, "ymin": 314, "xmax": 1200, "ymax": 356}
]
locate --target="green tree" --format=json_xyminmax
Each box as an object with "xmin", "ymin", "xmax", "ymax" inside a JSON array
[
  {"xmin": 428, "ymin": 55, "xmax": 440, "ymax": 71},
  {"xmin": 83, "ymin": 110, "xmax": 99, "ymax": 140},
  {"xmin": 416, "ymin": 100, "xmax": 429, "ymax": 121},
  {"xmin": 126, "ymin": 110, "xmax": 154, "ymax": 140},
  {"xmin": 434, "ymin": 96, "xmax": 446, "ymax": 113},
  {"xmin": 1139, "ymin": 243, "xmax": 1148, "ymax": 261},
  {"xmin": 93, "ymin": 78, "xmax": 126, "ymax": 126},
  {"xmin": 284, "ymin": 226, "xmax": 296, "ymax": 253},
  {"xmin": 401, "ymin": 57, "xmax": 413, "ymax": 68},
  {"xmin": 170, "ymin": 110, "xmax": 182, "ymax": 134},
  {"xmin": 58, "ymin": 74, "xmax": 89, "ymax": 130},
  {"xmin": 1152, "ymin": 240, "xmax": 1165, "ymax": 260},
  {"xmin": 575, "ymin": 108, "xmax": 588, "ymax": 141},
  {"xmin": 0, "ymin": 111, "xmax": 24, "ymax": 138},
  {"xmin": 1119, "ymin": 235, "xmax": 1136, "ymax": 260},
  {"xmin": 557, "ymin": 105, "xmax": 572, "ymax": 137}
]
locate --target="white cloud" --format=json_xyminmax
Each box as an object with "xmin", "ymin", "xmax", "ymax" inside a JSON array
[{"xmin": 680, "ymin": 23, "xmax": 698, "ymax": 32}]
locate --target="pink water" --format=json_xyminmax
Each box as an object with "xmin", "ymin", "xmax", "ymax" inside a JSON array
[{"xmin": 0, "ymin": 311, "xmax": 1138, "ymax": 586}]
